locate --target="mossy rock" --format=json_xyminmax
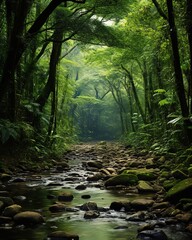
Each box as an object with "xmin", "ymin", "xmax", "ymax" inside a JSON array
[
  {"xmin": 165, "ymin": 178, "xmax": 192, "ymax": 203},
  {"xmin": 122, "ymin": 169, "xmax": 157, "ymax": 181},
  {"xmin": 163, "ymin": 179, "xmax": 179, "ymax": 191},
  {"xmin": 105, "ymin": 174, "xmax": 138, "ymax": 187}
]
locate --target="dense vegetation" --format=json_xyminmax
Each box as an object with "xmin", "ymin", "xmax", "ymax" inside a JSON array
[{"xmin": 0, "ymin": 0, "xmax": 192, "ymax": 162}]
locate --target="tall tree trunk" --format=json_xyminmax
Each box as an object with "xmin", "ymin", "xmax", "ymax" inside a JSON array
[
  {"xmin": 122, "ymin": 65, "xmax": 146, "ymax": 124},
  {"xmin": 166, "ymin": 0, "xmax": 192, "ymax": 143},
  {"xmin": 186, "ymin": 0, "xmax": 192, "ymax": 114},
  {"xmin": 166, "ymin": 0, "xmax": 189, "ymax": 118}
]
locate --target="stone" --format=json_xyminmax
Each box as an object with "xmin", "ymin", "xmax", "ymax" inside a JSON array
[
  {"xmin": 126, "ymin": 211, "xmax": 146, "ymax": 221},
  {"xmin": 2, "ymin": 204, "xmax": 22, "ymax": 217},
  {"xmin": 110, "ymin": 201, "xmax": 124, "ymax": 211},
  {"xmin": 49, "ymin": 203, "xmax": 66, "ymax": 213},
  {"xmin": 152, "ymin": 202, "xmax": 170, "ymax": 210},
  {"xmin": 13, "ymin": 211, "xmax": 44, "ymax": 226},
  {"xmin": 122, "ymin": 168, "xmax": 157, "ymax": 181},
  {"xmin": 58, "ymin": 192, "xmax": 74, "ymax": 202},
  {"xmin": 105, "ymin": 174, "xmax": 138, "ymax": 187},
  {"xmin": 176, "ymin": 212, "xmax": 192, "ymax": 222},
  {"xmin": 81, "ymin": 194, "xmax": 91, "ymax": 199},
  {"xmin": 165, "ymin": 178, "xmax": 192, "ymax": 203},
  {"xmin": 48, "ymin": 231, "xmax": 79, "ymax": 240},
  {"xmin": 137, "ymin": 230, "xmax": 168, "ymax": 240},
  {"xmin": 84, "ymin": 210, "xmax": 100, "ymax": 219},
  {"xmin": 137, "ymin": 181, "xmax": 154, "ymax": 193},
  {"xmin": 80, "ymin": 202, "xmax": 98, "ymax": 211},
  {"xmin": 87, "ymin": 161, "xmax": 103, "ymax": 169},
  {"xmin": 0, "ymin": 197, "xmax": 14, "ymax": 207},
  {"xmin": 131, "ymin": 199, "xmax": 154, "ymax": 210},
  {"xmin": 75, "ymin": 184, "xmax": 87, "ymax": 190}
]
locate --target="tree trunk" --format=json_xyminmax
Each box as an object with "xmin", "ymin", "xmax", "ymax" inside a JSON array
[
  {"xmin": 122, "ymin": 65, "xmax": 146, "ymax": 124},
  {"xmin": 186, "ymin": 0, "xmax": 192, "ymax": 114},
  {"xmin": 166, "ymin": 0, "xmax": 189, "ymax": 118}
]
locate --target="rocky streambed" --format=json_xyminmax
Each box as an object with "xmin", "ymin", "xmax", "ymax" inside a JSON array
[{"xmin": 0, "ymin": 142, "xmax": 192, "ymax": 240}]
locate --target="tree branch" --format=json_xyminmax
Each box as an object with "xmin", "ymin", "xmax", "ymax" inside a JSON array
[{"xmin": 151, "ymin": 0, "xmax": 168, "ymax": 21}]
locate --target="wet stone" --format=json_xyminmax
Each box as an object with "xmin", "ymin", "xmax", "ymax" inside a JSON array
[
  {"xmin": 47, "ymin": 231, "xmax": 79, "ymax": 240},
  {"xmin": 137, "ymin": 230, "xmax": 168, "ymax": 240}
]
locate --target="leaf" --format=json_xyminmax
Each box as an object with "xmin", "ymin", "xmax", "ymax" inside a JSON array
[
  {"xmin": 168, "ymin": 116, "xmax": 182, "ymax": 125},
  {"xmin": 159, "ymin": 99, "xmax": 170, "ymax": 106}
]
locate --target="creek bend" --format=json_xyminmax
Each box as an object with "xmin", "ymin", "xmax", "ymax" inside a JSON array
[{"xmin": 0, "ymin": 143, "xmax": 192, "ymax": 240}]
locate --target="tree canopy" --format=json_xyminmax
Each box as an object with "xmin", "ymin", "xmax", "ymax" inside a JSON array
[{"xmin": 0, "ymin": 0, "xmax": 192, "ymax": 158}]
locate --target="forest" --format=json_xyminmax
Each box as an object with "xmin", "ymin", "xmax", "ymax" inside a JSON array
[
  {"xmin": 1, "ymin": 1, "xmax": 192, "ymax": 240},
  {"xmin": 0, "ymin": 0, "xmax": 192, "ymax": 158}
]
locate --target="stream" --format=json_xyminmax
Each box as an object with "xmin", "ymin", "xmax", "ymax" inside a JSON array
[{"xmin": 0, "ymin": 143, "xmax": 192, "ymax": 240}]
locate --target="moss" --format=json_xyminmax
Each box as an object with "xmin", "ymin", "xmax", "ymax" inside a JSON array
[
  {"xmin": 165, "ymin": 178, "xmax": 192, "ymax": 203},
  {"xmin": 105, "ymin": 174, "xmax": 138, "ymax": 187},
  {"xmin": 122, "ymin": 168, "xmax": 157, "ymax": 181}
]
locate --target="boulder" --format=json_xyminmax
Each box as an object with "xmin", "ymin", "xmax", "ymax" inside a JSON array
[
  {"xmin": 13, "ymin": 211, "xmax": 44, "ymax": 226},
  {"xmin": 165, "ymin": 178, "xmax": 192, "ymax": 203},
  {"xmin": 110, "ymin": 201, "xmax": 130, "ymax": 211},
  {"xmin": 105, "ymin": 174, "xmax": 138, "ymax": 187},
  {"xmin": 75, "ymin": 184, "xmax": 87, "ymax": 190},
  {"xmin": 2, "ymin": 204, "xmax": 22, "ymax": 217},
  {"xmin": 47, "ymin": 231, "xmax": 79, "ymax": 240}
]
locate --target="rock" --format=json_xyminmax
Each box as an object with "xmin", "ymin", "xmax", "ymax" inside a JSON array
[
  {"xmin": 152, "ymin": 202, "xmax": 170, "ymax": 210},
  {"xmin": 0, "ymin": 197, "xmax": 14, "ymax": 207},
  {"xmin": 87, "ymin": 173, "xmax": 105, "ymax": 181},
  {"xmin": 138, "ymin": 223, "xmax": 155, "ymax": 232},
  {"xmin": 2, "ymin": 204, "xmax": 22, "ymax": 217},
  {"xmin": 165, "ymin": 178, "xmax": 192, "ymax": 203},
  {"xmin": 176, "ymin": 212, "xmax": 192, "ymax": 222},
  {"xmin": 126, "ymin": 211, "xmax": 146, "ymax": 221},
  {"xmin": 13, "ymin": 196, "xmax": 26, "ymax": 203},
  {"xmin": 80, "ymin": 202, "xmax": 98, "ymax": 211},
  {"xmin": 87, "ymin": 161, "xmax": 103, "ymax": 169},
  {"xmin": 105, "ymin": 174, "xmax": 138, "ymax": 187},
  {"xmin": 122, "ymin": 168, "xmax": 157, "ymax": 181},
  {"xmin": 49, "ymin": 203, "xmax": 66, "ymax": 213},
  {"xmin": 58, "ymin": 192, "xmax": 74, "ymax": 202},
  {"xmin": 47, "ymin": 231, "xmax": 79, "ymax": 240},
  {"xmin": 13, "ymin": 211, "xmax": 44, "ymax": 226},
  {"xmin": 131, "ymin": 199, "xmax": 154, "ymax": 210},
  {"xmin": 171, "ymin": 169, "xmax": 188, "ymax": 180},
  {"xmin": 84, "ymin": 210, "xmax": 100, "ymax": 219},
  {"xmin": 110, "ymin": 201, "xmax": 124, "ymax": 211},
  {"xmin": 137, "ymin": 181, "xmax": 154, "ymax": 193},
  {"xmin": 137, "ymin": 230, "xmax": 168, "ymax": 240},
  {"xmin": 81, "ymin": 194, "xmax": 91, "ymax": 199},
  {"xmin": 75, "ymin": 184, "xmax": 87, "ymax": 190}
]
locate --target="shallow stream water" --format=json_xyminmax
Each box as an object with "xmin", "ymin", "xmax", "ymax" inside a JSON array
[{"xmin": 0, "ymin": 153, "xmax": 192, "ymax": 240}]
